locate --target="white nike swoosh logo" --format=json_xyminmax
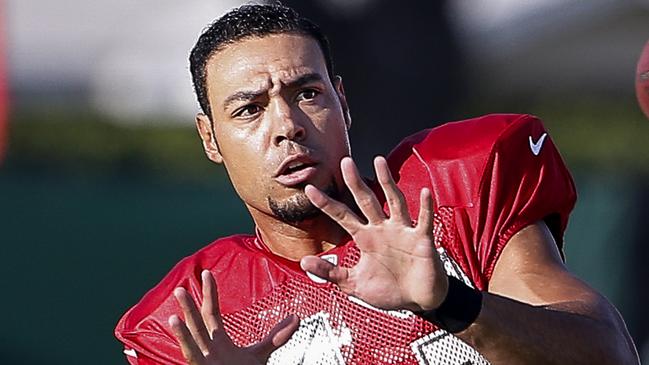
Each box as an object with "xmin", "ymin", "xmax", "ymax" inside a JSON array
[
  {"xmin": 529, "ymin": 133, "xmax": 548, "ymax": 156},
  {"xmin": 123, "ymin": 348, "xmax": 138, "ymax": 358}
]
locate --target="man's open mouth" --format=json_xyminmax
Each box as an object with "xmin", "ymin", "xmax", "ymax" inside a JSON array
[{"xmin": 274, "ymin": 155, "xmax": 318, "ymax": 186}]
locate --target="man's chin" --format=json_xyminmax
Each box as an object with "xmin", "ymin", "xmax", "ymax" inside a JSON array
[
  {"xmin": 267, "ymin": 181, "xmax": 339, "ymax": 224},
  {"xmin": 268, "ymin": 193, "xmax": 321, "ymax": 223}
]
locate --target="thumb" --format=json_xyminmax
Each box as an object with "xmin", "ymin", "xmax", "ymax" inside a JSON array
[
  {"xmin": 300, "ymin": 255, "xmax": 350, "ymax": 286},
  {"xmin": 248, "ymin": 314, "xmax": 300, "ymax": 362}
]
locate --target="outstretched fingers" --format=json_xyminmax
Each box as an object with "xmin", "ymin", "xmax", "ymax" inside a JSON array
[
  {"xmin": 248, "ymin": 314, "xmax": 300, "ymax": 363},
  {"xmin": 173, "ymin": 286, "xmax": 213, "ymax": 355},
  {"xmin": 305, "ymin": 184, "xmax": 362, "ymax": 235},
  {"xmin": 200, "ymin": 270, "xmax": 224, "ymax": 338},
  {"xmin": 374, "ymin": 156, "xmax": 411, "ymax": 224},
  {"xmin": 339, "ymin": 157, "xmax": 385, "ymax": 224},
  {"xmin": 170, "ymin": 271, "xmax": 300, "ymax": 364},
  {"xmin": 169, "ymin": 314, "xmax": 207, "ymax": 365},
  {"xmin": 170, "ymin": 270, "xmax": 229, "ymax": 363},
  {"xmin": 416, "ymin": 187, "xmax": 434, "ymax": 235}
]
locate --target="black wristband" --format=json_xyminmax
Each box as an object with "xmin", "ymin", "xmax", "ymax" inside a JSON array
[{"xmin": 415, "ymin": 276, "xmax": 483, "ymax": 333}]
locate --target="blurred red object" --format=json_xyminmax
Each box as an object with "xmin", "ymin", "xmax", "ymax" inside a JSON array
[
  {"xmin": 637, "ymin": 40, "xmax": 649, "ymax": 120},
  {"xmin": 0, "ymin": 0, "xmax": 7, "ymax": 163}
]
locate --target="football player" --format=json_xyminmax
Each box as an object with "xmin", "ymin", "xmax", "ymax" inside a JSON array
[{"xmin": 115, "ymin": 4, "xmax": 639, "ymax": 365}]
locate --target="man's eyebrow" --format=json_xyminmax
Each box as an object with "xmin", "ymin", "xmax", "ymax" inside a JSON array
[
  {"xmin": 222, "ymin": 90, "xmax": 265, "ymax": 111},
  {"xmin": 222, "ymin": 73, "xmax": 325, "ymax": 111},
  {"xmin": 284, "ymin": 73, "xmax": 325, "ymax": 88}
]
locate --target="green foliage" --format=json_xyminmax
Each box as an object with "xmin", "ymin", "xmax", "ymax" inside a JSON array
[
  {"xmin": 5, "ymin": 108, "xmax": 227, "ymax": 183},
  {"xmin": 534, "ymin": 99, "xmax": 649, "ymax": 174},
  {"xmin": 5, "ymin": 99, "xmax": 649, "ymax": 181}
]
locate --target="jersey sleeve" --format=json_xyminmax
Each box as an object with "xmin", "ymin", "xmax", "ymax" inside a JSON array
[
  {"xmin": 467, "ymin": 114, "xmax": 576, "ymax": 281},
  {"xmin": 387, "ymin": 114, "xmax": 576, "ymax": 289},
  {"xmin": 114, "ymin": 263, "xmax": 199, "ymax": 365}
]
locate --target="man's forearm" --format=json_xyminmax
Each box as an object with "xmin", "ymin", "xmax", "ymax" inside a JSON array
[{"xmin": 456, "ymin": 291, "xmax": 639, "ymax": 365}]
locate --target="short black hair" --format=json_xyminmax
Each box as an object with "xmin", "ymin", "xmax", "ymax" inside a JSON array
[{"xmin": 189, "ymin": 3, "xmax": 334, "ymax": 119}]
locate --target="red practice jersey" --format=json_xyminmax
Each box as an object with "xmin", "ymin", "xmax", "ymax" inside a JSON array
[{"xmin": 115, "ymin": 114, "xmax": 576, "ymax": 365}]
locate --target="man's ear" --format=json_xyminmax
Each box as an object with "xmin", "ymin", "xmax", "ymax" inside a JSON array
[
  {"xmin": 334, "ymin": 75, "xmax": 352, "ymax": 130},
  {"xmin": 195, "ymin": 113, "xmax": 223, "ymax": 164}
]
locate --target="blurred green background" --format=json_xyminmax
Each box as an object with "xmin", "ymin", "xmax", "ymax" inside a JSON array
[{"xmin": 2, "ymin": 0, "xmax": 649, "ymax": 364}]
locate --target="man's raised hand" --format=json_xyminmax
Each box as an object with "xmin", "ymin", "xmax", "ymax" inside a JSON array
[
  {"xmin": 169, "ymin": 270, "xmax": 299, "ymax": 365},
  {"xmin": 301, "ymin": 156, "xmax": 449, "ymax": 312}
]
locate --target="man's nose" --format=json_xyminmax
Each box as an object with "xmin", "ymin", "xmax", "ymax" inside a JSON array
[{"xmin": 271, "ymin": 98, "xmax": 306, "ymax": 146}]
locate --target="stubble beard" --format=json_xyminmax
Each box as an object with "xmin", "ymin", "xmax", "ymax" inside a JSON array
[{"xmin": 268, "ymin": 180, "xmax": 339, "ymax": 224}]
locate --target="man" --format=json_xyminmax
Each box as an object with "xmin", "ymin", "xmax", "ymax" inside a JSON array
[{"xmin": 115, "ymin": 4, "xmax": 639, "ymax": 365}]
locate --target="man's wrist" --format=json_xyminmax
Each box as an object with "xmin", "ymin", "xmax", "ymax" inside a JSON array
[{"xmin": 415, "ymin": 276, "xmax": 483, "ymax": 333}]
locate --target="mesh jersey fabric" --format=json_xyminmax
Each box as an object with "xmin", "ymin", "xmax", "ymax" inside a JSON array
[{"xmin": 115, "ymin": 114, "xmax": 576, "ymax": 364}]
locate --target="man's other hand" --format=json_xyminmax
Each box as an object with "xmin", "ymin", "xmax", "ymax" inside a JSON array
[{"xmin": 169, "ymin": 270, "xmax": 299, "ymax": 365}]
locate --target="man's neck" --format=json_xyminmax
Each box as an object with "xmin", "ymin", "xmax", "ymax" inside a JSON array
[{"xmin": 249, "ymin": 209, "xmax": 349, "ymax": 261}]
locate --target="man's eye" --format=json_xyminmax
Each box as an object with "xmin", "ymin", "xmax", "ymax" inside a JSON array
[
  {"xmin": 234, "ymin": 105, "xmax": 262, "ymax": 117},
  {"xmin": 297, "ymin": 89, "xmax": 319, "ymax": 101}
]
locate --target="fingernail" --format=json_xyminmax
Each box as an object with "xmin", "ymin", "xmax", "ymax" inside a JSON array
[
  {"xmin": 168, "ymin": 315, "xmax": 179, "ymax": 326},
  {"xmin": 202, "ymin": 270, "xmax": 211, "ymax": 280},
  {"xmin": 173, "ymin": 287, "xmax": 184, "ymax": 297}
]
